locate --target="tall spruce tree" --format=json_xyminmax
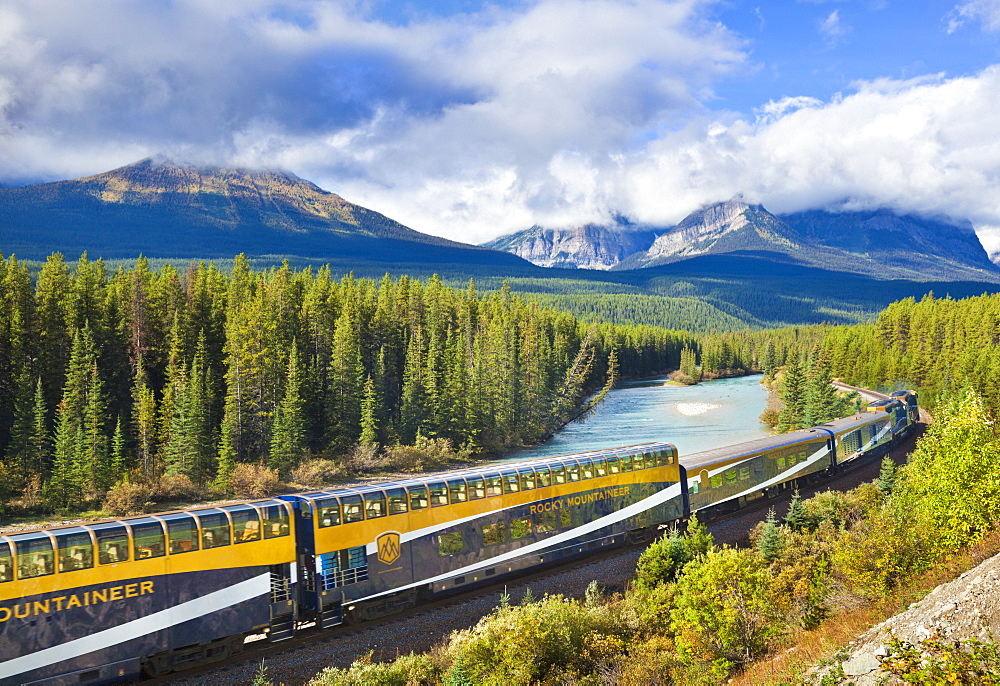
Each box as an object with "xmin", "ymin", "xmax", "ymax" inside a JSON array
[{"xmin": 270, "ymin": 345, "xmax": 308, "ymax": 476}]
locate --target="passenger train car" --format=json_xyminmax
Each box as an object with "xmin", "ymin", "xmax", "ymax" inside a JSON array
[{"xmin": 0, "ymin": 391, "xmax": 918, "ymax": 685}]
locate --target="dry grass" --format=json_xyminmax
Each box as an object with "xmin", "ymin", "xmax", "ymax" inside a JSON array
[{"xmin": 733, "ymin": 528, "xmax": 1000, "ymax": 685}]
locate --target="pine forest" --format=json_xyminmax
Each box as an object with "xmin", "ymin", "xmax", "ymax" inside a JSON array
[{"xmin": 0, "ymin": 252, "xmax": 692, "ymax": 513}]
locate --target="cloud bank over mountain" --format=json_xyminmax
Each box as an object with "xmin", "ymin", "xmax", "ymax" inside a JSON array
[{"xmin": 1, "ymin": 0, "xmax": 999, "ymax": 252}]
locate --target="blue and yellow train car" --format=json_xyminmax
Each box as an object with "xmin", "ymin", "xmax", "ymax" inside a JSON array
[
  {"xmin": 680, "ymin": 429, "xmax": 835, "ymax": 516},
  {"xmin": 821, "ymin": 412, "xmax": 894, "ymax": 466},
  {"xmin": 0, "ymin": 499, "xmax": 296, "ymax": 685},
  {"xmin": 283, "ymin": 442, "xmax": 681, "ymax": 625}
]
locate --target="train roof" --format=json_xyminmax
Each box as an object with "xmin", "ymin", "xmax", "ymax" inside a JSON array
[
  {"xmin": 292, "ymin": 442, "xmax": 677, "ymax": 503},
  {"xmin": 0, "ymin": 497, "xmax": 291, "ymax": 539},
  {"xmin": 680, "ymin": 429, "xmax": 829, "ymax": 471}
]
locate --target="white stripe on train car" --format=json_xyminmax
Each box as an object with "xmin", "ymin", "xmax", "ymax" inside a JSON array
[
  {"xmin": 689, "ymin": 443, "xmax": 831, "ymax": 513},
  {"xmin": 355, "ymin": 481, "xmax": 685, "ymax": 604},
  {"xmin": 0, "ymin": 573, "xmax": 271, "ymax": 681}
]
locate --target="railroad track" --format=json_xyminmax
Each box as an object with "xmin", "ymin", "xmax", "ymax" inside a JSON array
[{"xmin": 153, "ymin": 421, "xmax": 926, "ymax": 685}]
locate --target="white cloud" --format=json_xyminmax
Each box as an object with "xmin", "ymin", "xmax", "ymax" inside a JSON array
[
  {"xmin": 620, "ymin": 67, "xmax": 1000, "ymax": 235},
  {"xmin": 1, "ymin": 0, "xmax": 1000, "ymax": 255},
  {"xmin": 819, "ymin": 9, "xmax": 850, "ymax": 46},
  {"xmin": 949, "ymin": 0, "xmax": 1000, "ymax": 33}
]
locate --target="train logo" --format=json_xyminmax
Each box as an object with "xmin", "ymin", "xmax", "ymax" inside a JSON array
[{"xmin": 376, "ymin": 531, "xmax": 401, "ymax": 565}]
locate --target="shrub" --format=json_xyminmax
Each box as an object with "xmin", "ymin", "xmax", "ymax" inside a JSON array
[
  {"xmin": 670, "ymin": 547, "xmax": 785, "ymax": 676},
  {"xmin": 291, "ymin": 459, "xmax": 344, "ymax": 487},
  {"xmin": 228, "ymin": 464, "xmax": 281, "ymax": 499},
  {"xmin": 344, "ymin": 443, "xmax": 385, "ymax": 474},
  {"xmin": 102, "ymin": 477, "xmax": 156, "ymax": 516},
  {"xmin": 310, "ymin": 650, "xmax": 442, "ymax": 685},
  {"xmin": 156, "ymin": 473, "xmax": 203, "ymax": 501},
  {"xmin": 879, "ymin": 633, "xmax": 1000, "ymax": 684},
  {"xmin": 445, "ymin": 594, "xmax": 631, "ymax": 684}
]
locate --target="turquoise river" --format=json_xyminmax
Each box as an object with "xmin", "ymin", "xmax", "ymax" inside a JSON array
[{"xmin": 502, "ymin": 374, "xmax": 771, "ymax": 462}]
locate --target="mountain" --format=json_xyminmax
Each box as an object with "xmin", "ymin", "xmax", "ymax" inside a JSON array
[
  {"xmin": 616, "ymin": 197, "xmax": 800, "ymax": 269},
  {"xmin": 0, "ymin": 158, "xmax": 530, "ymax": 267},
  {"xmin": 482, "ymin": 219, "xmax": 658, "ymax": 269},
  {"xmin": 488, "ymin": 197, "xmax": 1000, "ymax": 282}
]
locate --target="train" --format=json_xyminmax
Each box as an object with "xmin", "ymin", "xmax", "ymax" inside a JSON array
[{"xmin": 0, "ymin": 390, "xmax": 919, "ymax": 685}]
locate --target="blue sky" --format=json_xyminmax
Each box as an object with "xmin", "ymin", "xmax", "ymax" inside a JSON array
[{"xmin": 2, "ymin": 0, "xmax": 1000, "ymax": 252}]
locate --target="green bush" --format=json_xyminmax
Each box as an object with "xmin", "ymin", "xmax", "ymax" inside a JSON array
[
  {"xmin": 310, "ymin": 651, "xmax": 441, "ymax": 685},
  {"xmin": 670, "ymin": 547, "xmax": 785, "ymax": 676},
  {"xmin": 879, "ymin": 633, "xmax": 1000, "ymax": 684},
  {"xmin": 445, "ymin": 594, "xmax": 630, "ymax": 684}
]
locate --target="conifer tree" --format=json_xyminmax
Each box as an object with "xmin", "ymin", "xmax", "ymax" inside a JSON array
[
  {"xmin": 270, "ymin": 345, "xmax": 308, "ymax": 476},
  {"xmin": 783, "ymin": 491, "xmax": 811, "ymax": 532},
  {"xmin": 359, "ymin": 375, "xmax": 380, "ymax": 446},
  {"xmin": 777, "ymin": 355, "xmax": 808, "ymax": 432},
  {"xmin": 877, "ymin": 455, "xmax": 898, "ymax": 498},
  {"xmin": 757, "ymin": 509, "xmax": 784, "ymax": 563},
  {"xmin": 804, "ymin": 348, "xmax": 843, "ymax": 426}
]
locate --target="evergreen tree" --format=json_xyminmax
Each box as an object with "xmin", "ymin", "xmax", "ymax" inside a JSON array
[
  {"xmin": 783, "ymin": 491, "xmax": 811, "ymax": 532},
  {"xmin": 757, "ymin": 509, "xmax": 784, "ymax": 563},
  {"xmin": 877, "ymin": 455, "xmax": 898, "ymax": 498},
  {"xmin": 270, "ymin": 345, "xmax": 308, "ymax": 476},
  {"xmin": 777, "ymin": 355, "xmax": 808, "ymax": 432},
  {"xmin": 804, "ymin": 348, "xmax": 843, "ymax": 426},
  {"xmin": 359, "ymin": 375, "xmax": 380, "ymax": 446}
]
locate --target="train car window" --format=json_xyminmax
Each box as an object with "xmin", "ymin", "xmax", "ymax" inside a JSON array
[
  {"xmin": 263, "ymin": 504, "xmax": 291, "ymax": 537},
  {"xmin": 739, "ymin": 466, "xmax": 751, "ymax": 481},
  {"xmin": 484, "ymin": 474, "xmax": 503, "ymax": 497},
  {"xmin": 55, "ymin": 530, "xmax": 94, "ymax": 571},
  {"xmin": 409, "ymin": 485, "xmax": 429, "ymax": 509},
  {"xmin": 710, "ymin": 475, "xmax": 723, "ymax": 488},
  {"xmin": 550, "ymin": 465, "xmax": 566, "ymax": 485},
  {"xmin": 438, "ymin": 532, "xmax": 464, "ymax": 556},
  {"xmin": 428, "ymin": 481, "xmax": 449, "ymax": 507},
  {"xmin": 725, "ymin": 470, "xmax": 738, "ymax": 485},
  {"xmin": 618, "ymin": 454, "xmax": 633, "ymax": 472},
  {"xmin": 387, "ymin": 488, "xmax": 409, "ymax": 513},
  {"xmin": 776, "ymin": 457, "xmax": 786, "ymax": 470},
  {"xmin": 341, "ymin": 495, "xmax": 364, "ymax": 522},
  {"xmin": 448, "ymin": 479, "xmax": 468, "ymax": 503},
  {"xmin": 565, "ymin": 462, "xmax": 581, "ymax": 482},
  {"xmin": 579, "ymin": 458, "xmax": 595, "ymax": 480},
  {"xmin": 195, "ymin": 511, "xmax": 231, "ymax": 547},
  {"xmin": 0, "ymin": 542, "xmax": 11, "ymax": 582},
  {"xmin": 536, "ymin": 511, "xmax": 556, "ymax": 533},
  {"xmin": 364, "ymin": 493, "xmax": 387, "ymax": 519},
  {"xmin": 229, "ymin": 508, "xmax": 262, "ymax": 542},
  {"xmin": 510, "ymin": 517, "xmax": 533, "ymax": 540},
  {"xmin": 689, "ymin": 480, "xmax": 700, "ymax": 495},
  {"xmin": 535, "ymin": 468, "xmax": 552, "ymax": 488},
  {"xmin": 559, "ymin": 508, "xmax": 571, "ymax": 527},
  {"xmin": 501, "ymin": 470, "xmax": 520, "ymax": 494},
  {"xmin": 318, "ymin": 498, "xmax": 341, "ymax": 526},
  {"xmin": 606, "ymin": 457, "xmax": 620, "ymax": 474},
  {"xmin": 129, "ymin": 521, "xmax": 166, "ymax": 560},
  {"xmin": 165, "ymin": 515, "xmax": 200, "ymax": 554},
  {"xmin": 95, "ymin": 526, "xmax": 130, "ymax": 564},
  {"xmin": 593, "ymin": 458, "xmax": 607, "ymax": 477},
  {"xmin": 14, "ymin": 535, "xmax": 54, "ymax": 578},
  {"xmin": 482, "ymin": 522, "xmax": 506, "ymax": 545},
  {"xmin": 467, "ymin": 476, "xmax": 486, "ymax": 500},
  {"xmin": 518, "ymin": 468, "xmax": 536, "ymax": 490}
]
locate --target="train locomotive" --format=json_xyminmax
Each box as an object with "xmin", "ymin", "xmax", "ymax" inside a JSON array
[{"xmin": 0, "ymin": 392, "xmax": 917, "ymax": 685}]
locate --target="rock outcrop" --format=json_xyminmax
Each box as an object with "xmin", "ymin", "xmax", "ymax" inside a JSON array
[
  {"xmin": 808, "ymin": 550, "xmax": 1000, "ymax": 684},
  {"xmin": 482, "ymin": 222, "xmax": 658, "ymax": 270}
]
